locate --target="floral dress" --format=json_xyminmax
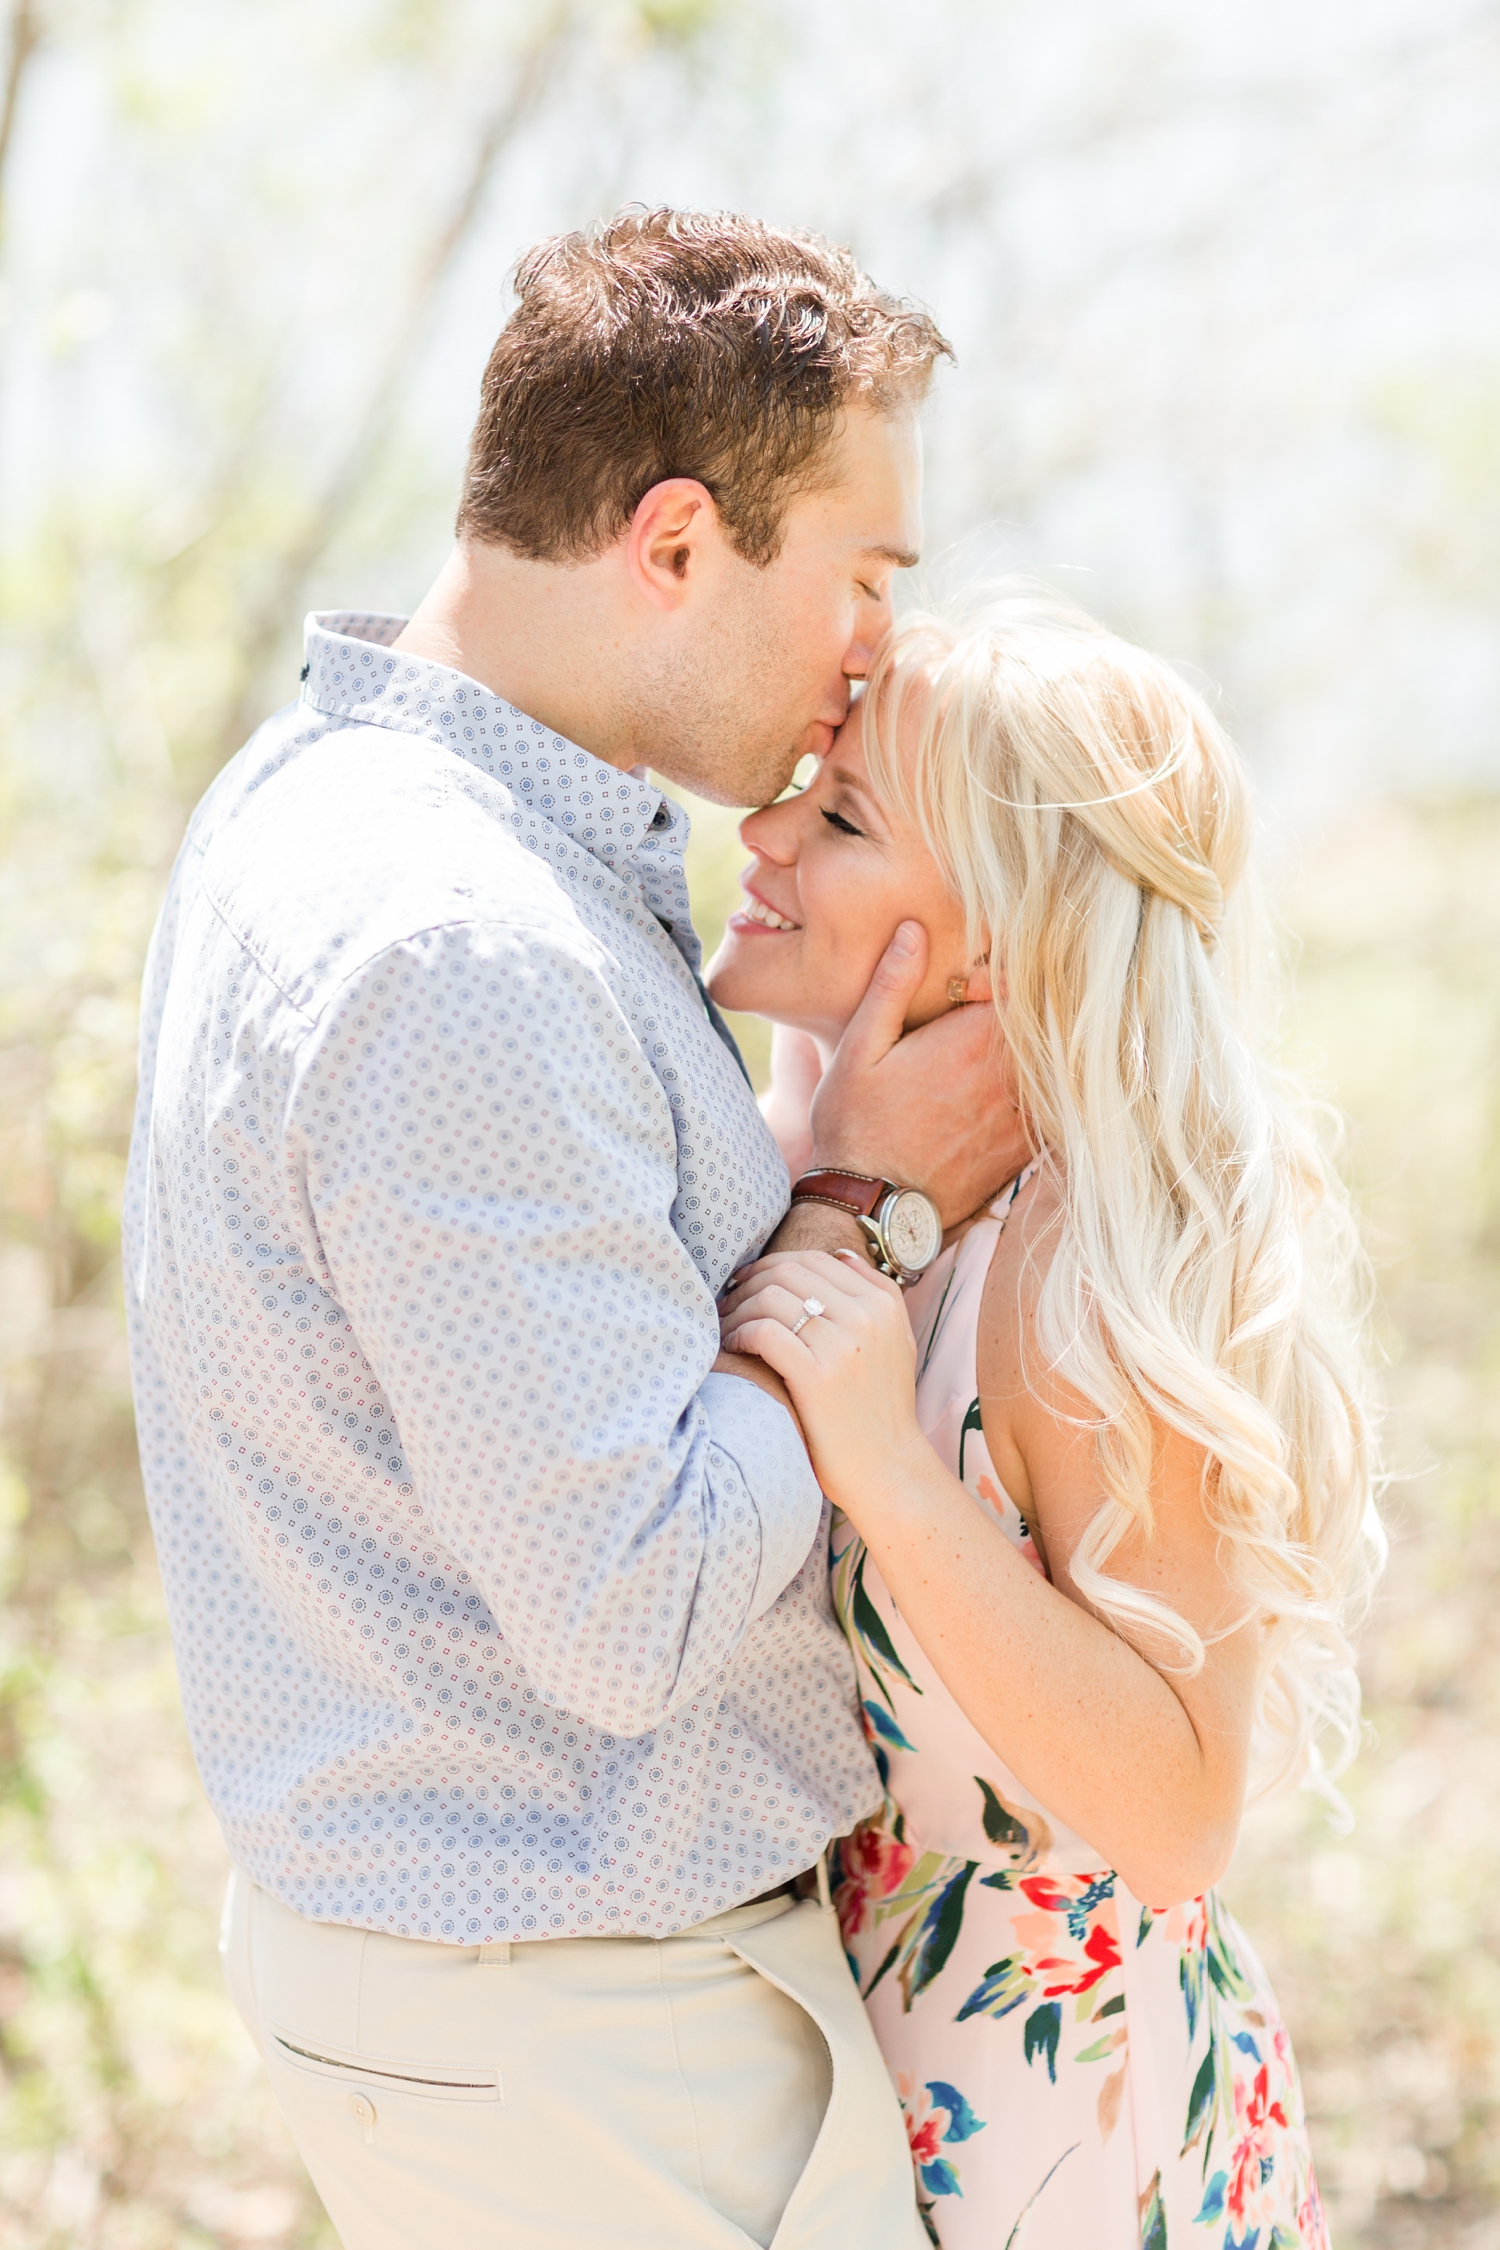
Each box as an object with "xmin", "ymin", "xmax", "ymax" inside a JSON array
[{"xmin": 831, "ymin": 1179, "xmax": 1328, "ymax": 2250}]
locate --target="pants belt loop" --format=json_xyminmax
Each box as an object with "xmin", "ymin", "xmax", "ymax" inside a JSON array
[{"xmin": 478, "ymin": 1939, "xmax": 512, "ymax": 1966}]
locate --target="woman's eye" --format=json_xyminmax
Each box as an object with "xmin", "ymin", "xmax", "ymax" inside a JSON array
[{"xmin": 821, "ymin": 807, "xmax": 865, "ymax": 838}]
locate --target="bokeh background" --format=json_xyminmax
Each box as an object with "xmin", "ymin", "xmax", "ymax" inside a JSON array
[{"xmin": 1, "ymin": 2, "xmax": 1498, "ymax": 2244}]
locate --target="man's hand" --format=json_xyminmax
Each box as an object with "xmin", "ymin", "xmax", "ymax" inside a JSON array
[{"xmin": 808, "ymin": 920, "xmax": 1032, "ymax": 1226}]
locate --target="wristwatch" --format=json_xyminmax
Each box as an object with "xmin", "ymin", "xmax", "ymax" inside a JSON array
[{"xmin": 787, "ymin": 1169, "xmax": 943, "ymax": 1286}]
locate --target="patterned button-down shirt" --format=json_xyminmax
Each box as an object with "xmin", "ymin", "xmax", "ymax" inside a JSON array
[{"xmin": 123, "ymin": 611, "xmax": 879, "ymax": 1942}]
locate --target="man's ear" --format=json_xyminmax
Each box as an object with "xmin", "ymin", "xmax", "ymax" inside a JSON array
[{"xmin": 625, "ymin": 478, "xmax": 722, "ymax": 611}]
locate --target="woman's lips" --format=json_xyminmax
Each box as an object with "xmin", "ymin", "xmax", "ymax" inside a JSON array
[{"xmin": 730, "ymin": 884, "xmax": 802, "ymax": 933}]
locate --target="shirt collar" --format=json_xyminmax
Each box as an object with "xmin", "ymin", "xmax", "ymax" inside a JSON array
[{"xmin": 299, "ymin": 612, "xmax": 693, "ymax": 903}]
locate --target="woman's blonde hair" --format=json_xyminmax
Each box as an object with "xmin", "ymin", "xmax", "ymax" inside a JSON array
[{"xmin": 865, "ymin": 585, "xmax": 1383, "ymax": 1800}]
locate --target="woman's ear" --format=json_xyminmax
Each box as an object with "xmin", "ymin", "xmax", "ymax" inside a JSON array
[{"xmin": 948, "ymin": 951, "xmax": 996, "ymax": 1009}]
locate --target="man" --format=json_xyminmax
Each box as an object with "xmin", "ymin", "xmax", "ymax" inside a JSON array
[{"xmin": 124, "ymin": 209, "xmax": 1025, "ymax": 2248}]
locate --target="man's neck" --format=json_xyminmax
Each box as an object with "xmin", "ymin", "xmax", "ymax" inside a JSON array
[{"xmin": 394, "ymin": 541, "xmax": 638, "ymax": 772}]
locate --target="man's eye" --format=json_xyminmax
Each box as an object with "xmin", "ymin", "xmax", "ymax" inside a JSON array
[{"xmin": 821, "ymin": 807, "xmax": 865, "ymax": 838}]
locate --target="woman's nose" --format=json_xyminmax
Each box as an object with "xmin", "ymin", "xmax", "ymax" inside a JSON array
[{"xmin": 740, "ymin": 799, "xmax": 800, "ymax": 866}]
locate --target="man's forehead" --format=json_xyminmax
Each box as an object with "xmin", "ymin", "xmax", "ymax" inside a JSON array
[{"xmin": 824, "ymin": 401, "xmax": 923, "ymax": 552}]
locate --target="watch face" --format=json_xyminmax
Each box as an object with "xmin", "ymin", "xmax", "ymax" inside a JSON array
[{"xmin": 886, "ymin": 1189, "xmax": 943, "ymax": 1276}]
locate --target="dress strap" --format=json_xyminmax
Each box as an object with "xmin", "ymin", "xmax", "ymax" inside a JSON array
[
  {"xmin": 991, "ymin": 1153, "xmax": 1044, "ymax": 1226},
  {"xmin": 916, "ymin": 1155, "xmax": 1047, "ymax": 1378}
]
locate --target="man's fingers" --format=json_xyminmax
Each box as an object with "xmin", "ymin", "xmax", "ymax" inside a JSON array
[
  {"xmin": 826, "ymin": 920, "xmax": 929, "ymax": 1072},
  {"xmin": 893, "ymin": 997, "xmax": 999, "ymax": 1068}
]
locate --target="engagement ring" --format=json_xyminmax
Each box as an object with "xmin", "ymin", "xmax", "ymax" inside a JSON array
[{"xmin": 790, "ymin": 1295, "xmax": 826, "ymax": 1336}]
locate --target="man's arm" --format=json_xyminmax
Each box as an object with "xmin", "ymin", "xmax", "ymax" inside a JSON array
[{"xmin": 289, "ymin": 919, "xmax": 825, "ymax": 1735}]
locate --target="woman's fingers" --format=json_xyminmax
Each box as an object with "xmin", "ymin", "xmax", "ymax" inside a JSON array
[
  {"xmin": 721, "ymin": 1274, "xmax": 864, "ymax": 1342},
  {"xmin": 721, "ymin": 1315, "xmax": 816, "ymax": 1381},
  {"xmin": 722, "ymin": 1245, "xmax": 926, "ymax": 1510},
  {"xmin": 724, "ymin": 1250, "xmax": 864, "ymax": 1302},
  {"xmin": 722, "ymin": 1246, "xmax": 901, "ymax": 1309},
  {"xmin": 720, "ymin": 1280, "xmax": 827, "ymax": 1340},
  {"xmin": 722, "ymin": 1276, "xmax": 915, "ymax": 1395}
]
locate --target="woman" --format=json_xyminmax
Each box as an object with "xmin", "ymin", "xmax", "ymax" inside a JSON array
[{"xmin": 710, "ymin": 591, "xmax": 1380, "ymax": 2248}]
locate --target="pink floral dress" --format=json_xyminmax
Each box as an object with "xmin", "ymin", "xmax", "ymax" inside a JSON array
[{"xmin": 831, "ymin": 1179, "xmax": 1329, "ymax": 2250}]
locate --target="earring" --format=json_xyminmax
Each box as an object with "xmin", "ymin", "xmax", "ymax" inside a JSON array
[{"xmin": 949, "ymin": 951, "xmax": 992, "ymax": 1007}]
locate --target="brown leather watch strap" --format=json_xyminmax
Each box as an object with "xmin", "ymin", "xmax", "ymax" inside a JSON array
[{"xmin": 787, "ymin": 1170, "xmax": 890, "ymax": 1219}]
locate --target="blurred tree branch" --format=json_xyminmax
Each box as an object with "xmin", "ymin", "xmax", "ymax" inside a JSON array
[
  {"xmin": 217, "ymin": 1, "xmax": 581, "ymax": 763},
  {"xmin": 0, "ymin": 0, "xmax": 39, "ymax": 250}
]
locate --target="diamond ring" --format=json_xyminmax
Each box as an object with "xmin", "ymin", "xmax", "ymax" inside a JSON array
[{"xmin": 790, "ymin": 1295, "xmax": 826, "ymax": 1337}]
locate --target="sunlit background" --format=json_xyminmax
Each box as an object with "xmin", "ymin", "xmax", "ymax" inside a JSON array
[{"xmin": 1, "ymin": 3, "xmax": 1498, "ymax": 2244}]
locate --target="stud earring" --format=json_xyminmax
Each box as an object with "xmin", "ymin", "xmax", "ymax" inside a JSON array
[{"xmin": 949, "ymin": 952, "xmax": 992, "ymax": 1007}]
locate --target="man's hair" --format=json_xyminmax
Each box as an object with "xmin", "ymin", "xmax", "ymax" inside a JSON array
[{"xmin": 455, "ymin": 207, "xmax": 952, "ymax": 567}]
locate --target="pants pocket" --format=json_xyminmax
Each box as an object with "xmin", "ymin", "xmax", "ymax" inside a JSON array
[{"xmin": 265, "ymin": 2020, "xmax": 503, "ymax": 2104}]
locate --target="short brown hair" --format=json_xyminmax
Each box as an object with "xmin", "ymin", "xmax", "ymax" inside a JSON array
[{"xmin": 456, "ymin": 207, "xmax": 952, "ymax": 567}]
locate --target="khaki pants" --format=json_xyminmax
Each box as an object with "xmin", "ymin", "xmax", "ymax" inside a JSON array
[{"xmin": 222, "ymin": 1873, "xmax": 924, "ymax": 2249}]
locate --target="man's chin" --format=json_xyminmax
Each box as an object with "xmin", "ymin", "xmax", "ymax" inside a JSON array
[{"xmin": 667, "ymin": 737, "xmax": 811, "ymax": 812}]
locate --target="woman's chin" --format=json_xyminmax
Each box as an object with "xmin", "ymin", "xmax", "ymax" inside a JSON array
[
  {"xmin": 704, "ymin": 938, "xmax": 767, "ymax": 1016},
  {"xmin": 705, "ymin": 932, "xmax": 856, "ymax": 1039},
  {"xmin": 705, "ymin": 970, "xmax": 776, "ymax": 1021},
  {"xmin": 705, "ymin": 953, "xmax": 799, "ymax": 1031}
]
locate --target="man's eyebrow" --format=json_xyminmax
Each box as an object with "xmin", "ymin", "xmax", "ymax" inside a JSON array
[{"xmin": 862, "ymin": 544, "xmax": 921, "ymax": 570}]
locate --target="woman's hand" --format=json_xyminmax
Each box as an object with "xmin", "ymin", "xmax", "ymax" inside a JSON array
[{"xmin": 718, "ymin": 1248, "xmax": 929, "ymax": 1515}]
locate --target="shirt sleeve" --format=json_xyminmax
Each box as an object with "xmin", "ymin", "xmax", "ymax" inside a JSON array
[{"xmin": 285, "ymin": 915, "xmax": 824, "ymax": 1734}]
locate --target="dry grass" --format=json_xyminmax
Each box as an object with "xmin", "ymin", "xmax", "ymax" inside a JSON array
[{"xmin": 0, "ymin": 791, "xmax": 1495, "ymax": 2247}]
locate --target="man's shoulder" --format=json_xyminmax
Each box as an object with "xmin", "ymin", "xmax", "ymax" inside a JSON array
[{"xmin": 188, "ymin": 708, "xmax": 618, "ymax": 1023}]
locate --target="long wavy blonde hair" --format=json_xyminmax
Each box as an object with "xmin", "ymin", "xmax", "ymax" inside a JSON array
[{"xmin": 864, "ymin": 586, "xmax": 1384, "ymax": 1799}]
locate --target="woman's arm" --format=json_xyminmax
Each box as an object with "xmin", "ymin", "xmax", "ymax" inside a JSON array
[
  {"xmin": 719, "ymin": 1210, "xmax": 1260, "ymax": 1905},
  {"xmin": 759, "ymin": 1022, "xmax": 823, "ymax": 1179}
]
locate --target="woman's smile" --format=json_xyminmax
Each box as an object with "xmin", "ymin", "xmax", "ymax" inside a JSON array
[{"xmin": 728, "ymin": 876, "xmax": 804, "ymax": 934}]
